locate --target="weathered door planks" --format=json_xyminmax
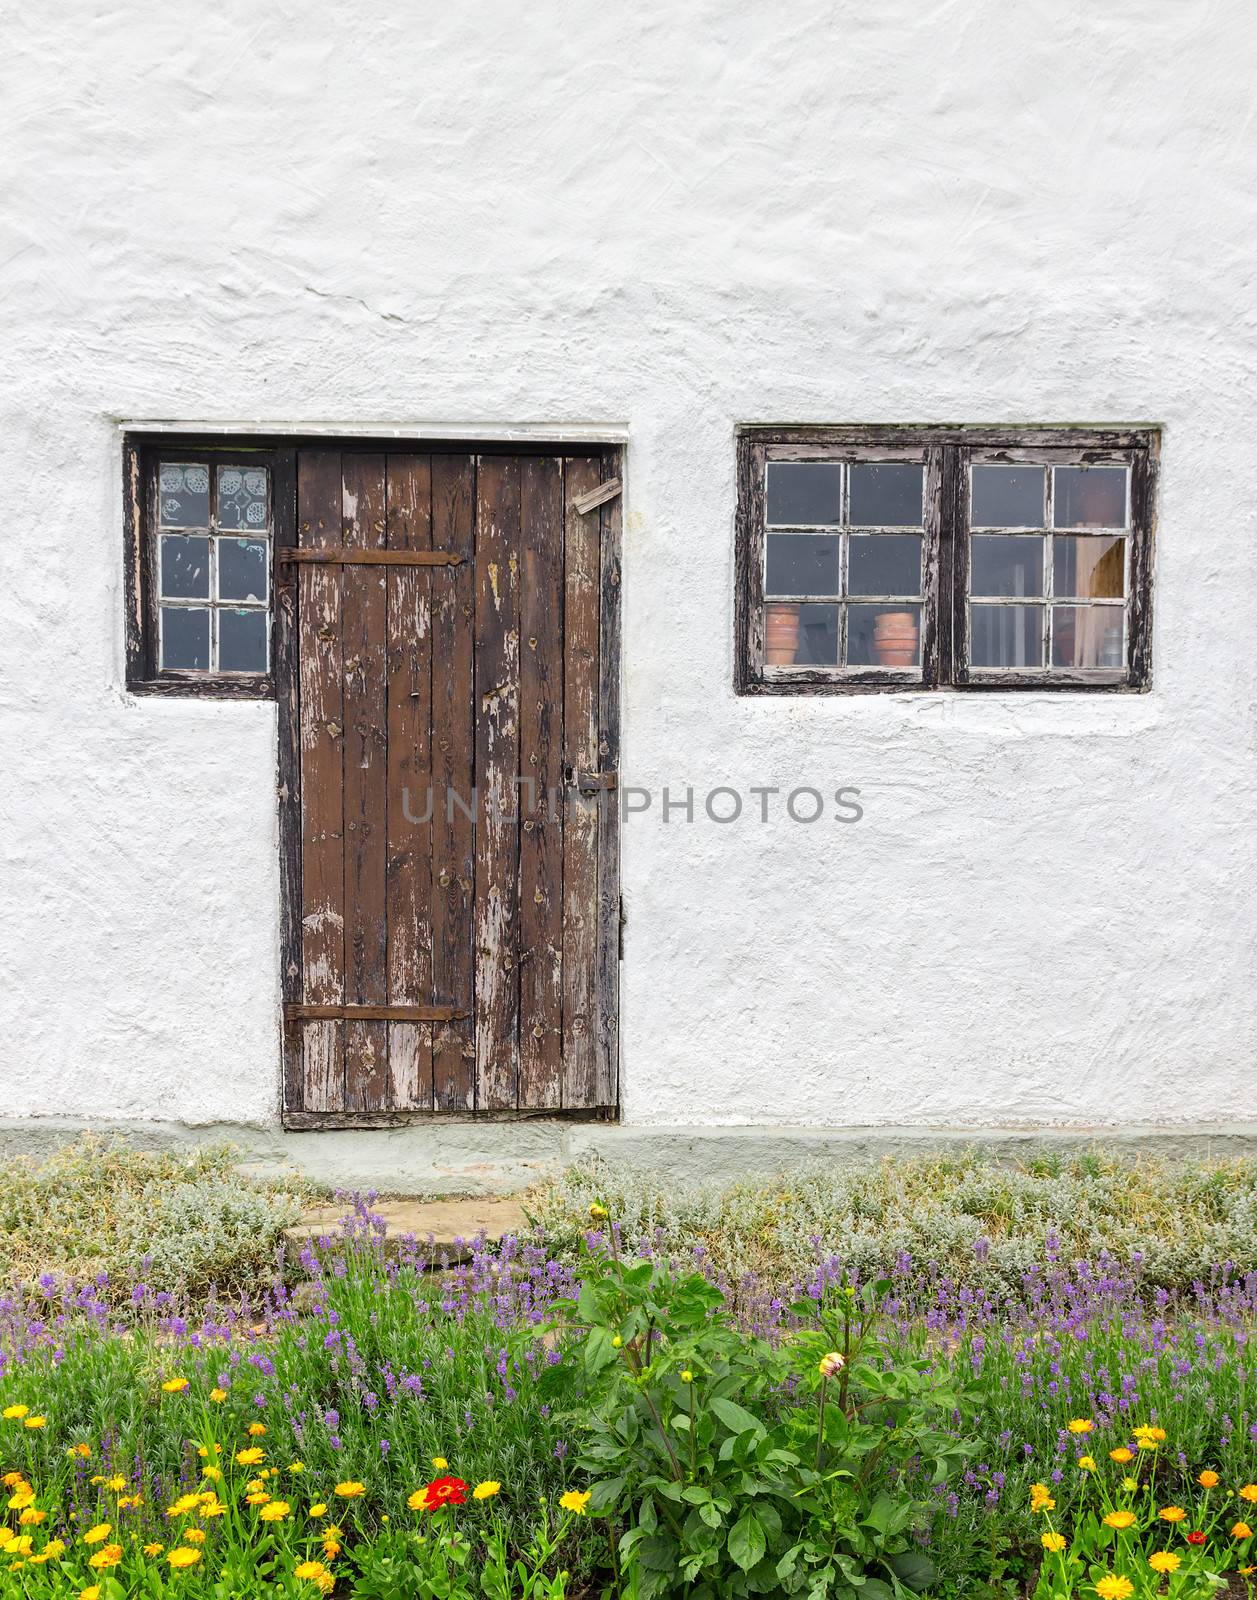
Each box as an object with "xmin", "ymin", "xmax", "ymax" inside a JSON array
[
  {"xmin": 384, "ymin": 455, "xmax": 434, "ymax": 1110},
  {"xmin": 282, "ymin": 446, "xmax": 620, "ymax": 1126}
]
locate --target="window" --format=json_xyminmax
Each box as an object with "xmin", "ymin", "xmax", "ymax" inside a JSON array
[
  {"xmin": 735, "ymin": 427, "xmax": 1158, "ymax": 694},
  {"xmin": 124, "ymin": 441, "xmax": 289, "ymax": 696}
]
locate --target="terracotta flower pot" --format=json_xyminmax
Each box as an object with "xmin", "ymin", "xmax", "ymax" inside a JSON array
[
  {"xmin": 873, "ymin": 610, "xmax": 918, "ymax": 666},
  {"xmin": 765, "ymin": 604, "xmax": 801, "ymax": 665}
]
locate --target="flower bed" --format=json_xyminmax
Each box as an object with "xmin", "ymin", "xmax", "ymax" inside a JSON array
[{"xmin": 0, "ymin": 1196, "xmax": 1252, "ymax": 1597}]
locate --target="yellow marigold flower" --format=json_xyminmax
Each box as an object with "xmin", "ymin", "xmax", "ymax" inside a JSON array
[
  {"xmin": 144, "ymin": 1543, "xmax": 164, "ymax": 1557},
  {"xmin": 588, "ymin": 1203, "xmax": 608, "ymax": 1220},
  {"xmin": 200, "ymin": 1499, "xmax": 226, "ymax": 1519},
  {"xmin": 259, "ymin": 1501, "xmax": 291, "ymax": 1522},
  {"xmin": 1041, "ymin": 1532, "xmax": 1067, "ymax": 1552},
  {"xmin": 167, "ymin": 1546, "xmax": 201, "ymax": 1568},
  {"xmin": 288, "ymin": 1461, "xmax": 305, "ymax": 1473},
  {"xmin": 1094, "ymin": 1578, "xmax": 1134, "ymax": 1600},
  {"xmin": 1121, "ymin": 1477, "xmax": 1138, "ymax": 1492},
  {"xmin": 1110, "ymin": 1448, "xmax": 1134, "ymax": 1463},
  {"xmin": 18, "ymin": 1508, "xmax": 46, "ymax": 1525},
  {"xmin": 161, "ymin": 1378, "xmax": 189, "ymax": 1394},
  {"xmin": 246, "ymin": 1478, "xmax": 267, "ymax": 1494},
  {"xmin": 818, "ymin": 1351, "xmax": 846, "ymax": 1379},
  {"xmin": 43, "ymin": 1540, "xmax": 64, "ymax": 1558},
  {"xmin": 431, "ymin": 1457, "xmax": 448, "ymax": 1471},
  {"xmin": 1029, "ymin": 1482, "xmax": 1052, "ymax": 1503},
  {"xmin": 1078, "ymin": 1456, "xmax": 1097, "ymax": 1472},
  {"xmin": 295, "ymin": 1561, "xmax": 329, "ymax": 1582},
  {"xmin": 1199, "ymin": 1470, "xmax": 1220, "ymax": 1488},
  {"xmin": 323, "ymin": 1525, "xmax": 342, "ymax": 1539},
  {"xmin": 80, "ymin": 1587, "xmax": 101, "ymax": 1600},
  {"xmin": 68, "ymin": 1444, "xmax": 91, "ymax": 1458},
  {"xmin": 559, "ymin": 1490, "xmax": 591, "ymax": 1516},
  {"xmin": 2, "ymin": 1405, "xmax": 29, "ymax": 1420},
  {"xmin": 89, "ymin": 1543, "xmax": 123, "ymax": 1569},
  {"xmin": 308, "ymin": 1503, "xmax": 328, "ymax": 1518},
  {"xmin": 23, "ymin": 1416, "xmax": 46, "ymax": 1429},
  {"xmin": 168, "ymin": 1493, "xmax": 202, "ymax": 1516},
  {"xmin": 1148, "ymin": 1552, "xmax": 1180, "ymax": 1574},
  {"xmin": 1159, "ymin": 1506, "xmax": 1186, "ymax": 1522},
  {"xmin": 183, "ymin": 1528, "xmax": 206, "ymax": 1545},
  {"xmin": 247, "ymin": 1422, "xmax": 266, "ymax": 1437},
  {"xmin": 245, "ymin": 1491, "xmax": 270, "ymax": 1506},
  {"xmin": 323, "ymin": 1537, "xmax": 341, "ymax": 1559},
  {"xmin": 1134, "ymin": 1426, "xmax": 1166, "ymax": 1442},
  {"xmin": 6, "ymin": 1535, "xmax": 32, "ymax": 1554},
  {"xmin": 1136, "ymin": 1436, "xmax": 1157, "ymax": 1450},
  {"xmin": 473, "ymin": 1481, "xmax": 501, "ymax": 1500},
  {"xmin": 202, "ymin": 1466, "xmax": 221, "ymax": 1482},
  {"xmin": 681, "ymin": 1370, "xmax": 693, "ymax": 1383},
  {"xmin": 1242, "ymin": 1567, "xmax": 1257, "ymax": 1577},
  {"xmin": 83, "ymin": 1524, "xmax": 112, "ymax": 1545},
  {"xmin": 1068, "ymin": 1419, "xmax": 1093, "ymax": 1434},
  {"xmin": 7, "ymin": 1487, "xmax": 34, "ymax": 1510},
  {"xmin": 27, "ymin": 1552, "xmax": 53, "ymax": 1565},
  {"xmin": 1241, "ymin": 1485, "xmax": 1257, "ymax": 1504},
  {"xmin": 105, "ymin": 1476, "xmax": 127, "ymax": 1493},
  {"xmin": 1104, "ymin": 1511, "xmax": 1137, "ymax": 1530},
  {"xmin": 1233, "ymin": 1522, "xmax": 1254, "ymax": 1540},
  {"xmin": 235, "ymin": 1448, "xmax": 265, "ymax": 1467},
  {"xmin": 334, "ymin": 1481, "xmax": 366, "ymax": 1498},
  {"xmin": 209, "ymin": 1388, "xmax": 227, "ymax": 1403}
]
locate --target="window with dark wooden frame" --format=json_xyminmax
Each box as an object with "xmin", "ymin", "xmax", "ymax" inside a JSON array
[
  {"xmin": 735, "ymin": 426, "xmax": 1158, "ymax": 694},
  {"xmin": 124, "ymin": 439, "xmax": 292, "ymax": 697}
]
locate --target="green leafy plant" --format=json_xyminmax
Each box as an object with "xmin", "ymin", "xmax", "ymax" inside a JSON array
[{"xmin": 548, "ymin": 1212, "xmax": 972, "ymax": 1598}]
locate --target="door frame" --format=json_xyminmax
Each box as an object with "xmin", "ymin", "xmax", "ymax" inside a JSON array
[{"xmin": 274, "ymin": 436, "xmax": 623, "ymax": 1128}]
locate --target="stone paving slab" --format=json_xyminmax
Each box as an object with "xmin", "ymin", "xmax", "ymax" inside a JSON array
[{"xmin": 285, "ymin": 1195, "xmax": 530, "ymax": 1261}]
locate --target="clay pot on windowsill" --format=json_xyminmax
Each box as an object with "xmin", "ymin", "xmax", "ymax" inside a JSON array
[
  {"xmin": 873, "ymin": 610, "xmax": 919, "ymax": 667},
  {"xmin": 765, "ymin": 604, "xmax": 801, "ymax": 665}
]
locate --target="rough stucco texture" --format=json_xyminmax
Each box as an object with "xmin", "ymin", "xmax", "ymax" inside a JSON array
[{"xmin": 1, "ymin": 2, "xmax": 1255, "ymax": 1130}]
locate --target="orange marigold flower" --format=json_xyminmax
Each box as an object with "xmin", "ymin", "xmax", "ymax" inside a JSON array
[
  {"xmin": 334, "ymin": 1481, "xmax": 366, "ymax": 1499},
  {"xmin": 1159, "ymin": 1506, "xmax": 1187, "ymax": 1523},
  {"xmin": 89, "ymin": 1543, "xmax": 123, "ymax": 1569},
  {"xmin": 1103, "ymin": 1511, "xmax": 1137, "ymax": 1530},
  {"xmin": 1232, "ymin": 1522, "xmax": 1253, "ymax": 1540},
  {"xmin": 1148, "ymin": 1552, "xmax": 1180, "ymax": 1574},
  {"xmin": 167, "ymin": 1546, "xmax": 201, "ymax": 1568},
  {"xmin": 236, "ymin": 1447, "xmax": 265, "ymax": 1467},
  {"xmin": 295, "ymin": 1562, "xmax": 329, "ymax": 1583},
  {"xmin": 161, "ymin": 1379, "xmax": 189, "ymax": 1394},
  {"xmin": 1238, "ymin": 1485, "xmax": 1257, "ymax": 1504},
  {"xmin": 82, "ymin": 1524, "xmax": 112, "ymax": 1546},
  {"xmin": 247, "ymin": 1423, "xmax": 266, "ymax": 1437},
  {"xmin": 1110, "ymin": 1448, "xmax": 1134, "ymax": 1464},
  {"xmin": 1198, "ymin": 1471, "xmax": 1220, "ymax": 1488}
]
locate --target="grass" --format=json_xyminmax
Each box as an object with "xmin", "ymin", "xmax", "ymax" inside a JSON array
[
  {"xmin": 0, "ymin": 1135, "xmax": 308, "ymax": 1303},
  {"xmin": 527, "ymin": 1147, "xmax": 1257, "ymax": 1297}
]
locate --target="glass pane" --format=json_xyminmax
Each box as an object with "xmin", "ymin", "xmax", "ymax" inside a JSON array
[
  {"xmin": 1053, "ymin": 535, "xmax": 1125, "ymax": 599},
  {"xmin": 765, "ymin": 534, "xmax": 839, "ymax": 597},
  {"xmin": 765, "ymin": 603, "xmax": 837, "ymax": 666},
  {"xmin": 848, "ymin": 534, "xmax": 922, "ymax": 597},
  {"xmin": 160, "ymin": 606, "xmax": 210, "ymax": 671},
  {"xmin": 1054, "ymin": 466, "xmax": 1127, "ymax": 527},
  {"xmin": 766, "ymin": 462, "xmax": 841, "ymax": 525},
  {"xmin": 970, "ymin": 534, "xmax": 1044, "ymax": 597},
  {"xmin": 218, "ymin": 537, "xmax": 269, "ymax": 602},
  {"xmin": 159, "ymin": 534, "xmax": 210, "ymax": 599},
  {"xmin": 158, "ymin": 463, "xmax": 210, "ymax": 528},
  {"xmin": 217, "ymin": 465, "xmax": 270, "ymax": 531},
  {"xmin": 219, "ymin": 609, "xmax": 269, "ymax": 673},
  {"xmin": 849, "ymin": 463, "xmax": 922, "ymax": 526},
  {"xmin": 971, "ymin": 465, "xmax": 1045, "ymax": 527},
  {"xmin": 847, "ymin": 604, "xmax": 921, "ymax": 668},
  {"xmin": 970, "ymin": 605, "xmax": 1044, "ymax": 668},
  {"xmin": 1052, "ymin": 607, "xmax": 1124, "ymax": 669}
]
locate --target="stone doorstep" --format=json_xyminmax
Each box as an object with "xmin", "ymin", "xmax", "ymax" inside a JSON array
[{"xmin": 283, "ymin": 1195, "xmax": 531, "ymax": 1263}]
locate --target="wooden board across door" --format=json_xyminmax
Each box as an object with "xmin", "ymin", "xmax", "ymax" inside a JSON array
[{"xmin": 277, "ymin": 447, "xmax": 620, "ymax": 1126}]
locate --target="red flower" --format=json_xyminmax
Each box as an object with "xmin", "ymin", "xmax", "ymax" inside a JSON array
[
  {"xmin": 419, "ymin": 1476, "xmax": 468, "ymax": 1511},
  {"xmin": 1186, "ymin": 1532, "xmax": 1206, "ymax": 1546}
]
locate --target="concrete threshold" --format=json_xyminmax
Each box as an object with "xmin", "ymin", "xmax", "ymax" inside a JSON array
[{"xmin": 0, "ymin": 1117, "xmax": 1253, "ymax": 1197}]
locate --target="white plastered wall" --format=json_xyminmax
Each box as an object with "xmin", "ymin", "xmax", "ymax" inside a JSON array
[{"xmin": 1, "ymin": 1, "xmax": 1254, "ymax": 1129}]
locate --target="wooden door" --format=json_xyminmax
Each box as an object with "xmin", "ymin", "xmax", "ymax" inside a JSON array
[{"xmin": 276, "ymin": 447, "xmax": 621, "ymax": 1126}]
